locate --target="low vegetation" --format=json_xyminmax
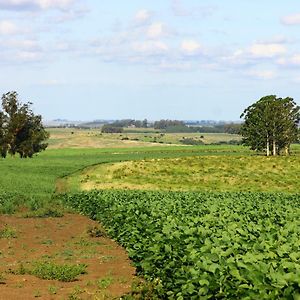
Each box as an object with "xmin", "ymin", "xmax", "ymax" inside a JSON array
[
  {"xmin": 67, "ymin": 154, "xmax": 300, "ymax": 193},
  {"xmin": 61, "ymin": 190, "xmax": 300, "ymax": 299},
  {"xmin": 29, "ymin": 261, "xmax": 87, "ymax": 282}
]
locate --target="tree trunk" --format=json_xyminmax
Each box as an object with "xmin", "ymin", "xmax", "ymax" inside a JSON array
[
  {"xmin": 273, "ymin": 140, "xmax": 276, "ymax": 156},
  {"xmin": 285, "ymin": 145, "xmax": 290, "ymax": 156},
  {"xmin": 266, "ymin": 137, "xmax": 270, "ymax": 156}
]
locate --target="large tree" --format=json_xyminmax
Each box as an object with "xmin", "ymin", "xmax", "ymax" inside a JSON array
[
  {"xmin": 0, "ymin": 91, "xmax": 49, "ymax": 158},
  {"xmin": 240, "ymin": 95, "xmax": 300, "ymax": 156}
]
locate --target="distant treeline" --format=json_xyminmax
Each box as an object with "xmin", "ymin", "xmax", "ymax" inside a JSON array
[
  {"xmin": 154, "ymin": 119, "xmax": 241, "ymax": 134},
  {"xmin": 110, "ymin": 119, "xmax": 148, "ymax": 128},
  {"xmin": 101, "ymin": 119, "xmax": 241, "ymax": 134}
]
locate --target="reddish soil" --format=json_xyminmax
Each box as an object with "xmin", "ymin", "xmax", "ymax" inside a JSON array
[{"xmin": 0, "ymin": 214, "xmax": 136, "ymax": 299}]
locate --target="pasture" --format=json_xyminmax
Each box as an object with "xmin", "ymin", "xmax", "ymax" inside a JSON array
[
  {"xmin": 47, "ymin": 127, "xmax": 241, "ymax": 149},
  {"xmin": 66, "ymin": 154, "xmax": 300, "ymax": 194}
]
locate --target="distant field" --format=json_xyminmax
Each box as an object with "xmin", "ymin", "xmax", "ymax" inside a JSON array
[
  {"xmin": 0, "ymin": 145, "xmax": 249, "ymax": 213},
  {"xmin": 47, "ymin": 127, "xmax": 241, "ymax": 149},
  {"xmin": 67, "ymin": 151, "xmax": 300, "ymax": 194}
]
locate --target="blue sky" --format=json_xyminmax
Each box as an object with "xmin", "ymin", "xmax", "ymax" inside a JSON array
[{"xmin": 0, "ymin": 0, "xmax": 300, "ymax": 121}]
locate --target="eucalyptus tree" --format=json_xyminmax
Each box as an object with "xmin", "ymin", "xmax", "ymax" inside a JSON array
[
  {"xmin": 0, "ymin": 91, "xmax": 49, "ymax": 158},
  {"xmin": 240, "ymin": 95, "xmax": 300, "ymax": 156}
]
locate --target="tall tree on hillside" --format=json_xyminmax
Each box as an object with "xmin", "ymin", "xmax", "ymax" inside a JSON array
[
  {"xmin": 0, "ymin": 91, "xmax": 49, "ymax": 158},
  {"xmin": 0, "ymin": 111, "xmax": 7, "ymax": 158},
  {"xmin": 240, "ymin": 95, "xmax": 300, "ymax": 156}
]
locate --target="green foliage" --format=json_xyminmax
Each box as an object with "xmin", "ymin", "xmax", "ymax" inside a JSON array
[
  {"xmin": 154, "ymin": 119, "xmax": 185, "ymax": 130},
  {"xmin": 61, "ymin": 190, "xmax": 300, "ymax": 299},
  {"xmin": 101, "ymin": 125, "xmax": 124, "ymax": 133},
  {"xmin": 30, "ymin": 261, "xmax": 87, "ymax": 282},
  {"xmin": 22, "ymin": 206, "xmax": 64, "ymax": 218},
  {"xmin": 97, "ymin": 276, "xmax": 113, "ymax": 289},
  {"xmin": 0, "ymin": 146, "xmax": 248, "ymax": 213},
  {"xmin": 86, "ymin": 225, "xmax": 106, "ymax": 237},
  {"xmin": 0, "ymin": 225, "xmax": 17, "ymax": 238},
  {"xmin": 179, "ymin": 138, "xmax": 204, "ymax": 145},
  {"xmin": 0, "ymin": 91, "xmax": 49, "ymax": 158},
  {"xmin": 241, "ymin": 95, "xmax": 300, "ymax": 156}
]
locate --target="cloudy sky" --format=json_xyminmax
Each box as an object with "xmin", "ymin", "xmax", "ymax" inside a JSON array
[{"xmin": 0, "ymin": 0, "xmax": 300, "ymax": 121}]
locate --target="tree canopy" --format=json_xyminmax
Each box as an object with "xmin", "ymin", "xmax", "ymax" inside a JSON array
[
  {"xmin": 240, "ymin": 95, "xmax": 300, "ymax": 156},
  {"xmin": 0, "ymin": 91, "xmax": 49, "ymax": 158}
]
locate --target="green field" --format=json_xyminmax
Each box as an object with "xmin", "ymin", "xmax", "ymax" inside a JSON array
[
  {"xmin": 1, "ymin": 130, "xmax": 300, "ymax": 299},
  {"xmin": 66, "ymin": 154, "xmax": 300, "ymax": 193},
  {"xmin": 61, "ymin": 190, "xmax": 300, "ymax": 299},
  {"xmin": 0, "ymin": 144, "xmax": 249, "ymax": 213},
  {"xmin": 47, "ymin": 127, "xmax": 242, "ymax": 149}
]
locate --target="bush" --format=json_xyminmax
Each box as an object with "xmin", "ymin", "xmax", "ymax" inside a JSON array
[
  {"xmin": 101, "ymin": 125, "xmax": 123, "ymax": 133},
  {"xmin": 30, "ymin": 262, "xmax": 87, "ymax": 282},
  {"xmin": 180, "ymin": 138, "xmax": 204, "ymax": 145}
]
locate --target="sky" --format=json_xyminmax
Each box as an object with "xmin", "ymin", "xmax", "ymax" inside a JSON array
[{"xmin": 0, "ymin": 0, "xmax": 300, "ymax": 121}]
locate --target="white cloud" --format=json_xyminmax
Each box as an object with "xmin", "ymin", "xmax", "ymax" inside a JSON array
[
  {"xmin": 15, "ymin": 50, "xmax": 43, "ymax": 62},
  {"xmin": 147, "ymin": 22, "xmax": 166, "ymax": 39},
  {"xmin": 277, "ymin": 54, "xmax": 300, "ymax": 67},
  {"xmin": 132, "ymin": 41, "xmax": 168, "ymax": 55},
  {"xmin": 249, "ymin": 43, "xmax": 286, "ymax": 58},
  {"xmin": 7, "ymin": 39, "xmax": 40, "ymax": 51},
  {"xmin": 0, "ymin": 20, "xmax": 19, "ymax": 35},
  {"xmin": 181, "ymin": 40, "xmax": 202, "ymax": 55},
  {"xmin": 281, "ymin": 13, "xmax": 300, "ymax": 25},
  {"xmin": 134, "ymin": 9, "xmax": 152, "ymax": 24},
  {"xmin": 0, "ymin": 0, "xmax": 76, "ymax": 11}
]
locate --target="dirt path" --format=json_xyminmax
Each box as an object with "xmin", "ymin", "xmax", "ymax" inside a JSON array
[{"xmin": 0, "ymin": 214, "xmax": 136, "ymax": 300}]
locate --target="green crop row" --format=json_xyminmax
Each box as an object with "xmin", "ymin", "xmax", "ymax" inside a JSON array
[{"xmin": 60, "ymin": 191, "xmax": 300, "ymax": 299}]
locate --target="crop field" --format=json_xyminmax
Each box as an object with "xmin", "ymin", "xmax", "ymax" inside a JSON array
[
  {"xmin": 1, "ymin": 130, "xmax": 300, "ymax": 299},
  {"xmin": 61, "ymin": 190, "xmax": 300, "ymax": 299},
  {"xmin": 0, "ymin": 144, "xmax": 250, "ymax": 213}
]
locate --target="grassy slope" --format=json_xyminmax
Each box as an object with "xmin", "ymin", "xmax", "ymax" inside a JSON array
[
  {"xmin": 75, "ymin": 155, "xmax": 300, "ymax": 193},
  {"xmin": 0, "ymin": 145, "xmax": 249, "ymax": 207},
  {"xmin": 47, "ymin": 127, "xmax": 242, "ymax": 148}
]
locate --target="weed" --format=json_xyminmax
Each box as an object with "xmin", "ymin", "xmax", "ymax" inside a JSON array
[
  {"xmin": 30, "ymin": 261, "xmax": 87, "ymax": 282},
  {"xmin": 97, "ymin": 276, "xmax": 113, "ymax": 289},
  {"xmin": 86, "ymin": 225, "xmax": 106, "ymax": 238},
  {"xmin": 23, "ymin": 206, "xmax": 64, "ymax": 218},
  {"xmin": 48, "ymin": 285, "xmax": 58, "ymax": 295},
  {"xmin": 33, "ymin": 290, "xmax": 42, "ymax": 298},
  {"xmin": 0, "ymin": 273, "xmax": 5, "ymax": 284},
  {"xmin": 41, "ymin": 239, "xmax": 53, "ymax": 245},
  {"xmin": 9, "ymin": 263, "xmax": 27, "ymax": 275},
  {"xmin": 0, "ymin": 225, "xmax": 17, "ymax": 238}
]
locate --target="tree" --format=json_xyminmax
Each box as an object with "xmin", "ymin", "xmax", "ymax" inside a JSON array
[
  {"xmin": 240, "ymin": 95, "xmax": 300, "ymax": 156},
  {"xmin": 0, "ymin": 91, "xmax": 49, "ymax": 158},
  {"xmin": 101, "ymin": 125, "xmax": 124, "ymax": 133}
]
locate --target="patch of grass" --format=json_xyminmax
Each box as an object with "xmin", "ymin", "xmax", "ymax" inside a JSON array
[
  {"xmin": 22, "ymin": 206, "xmax": 64, "ymax": 218},
  {"xmin": 0, "ymin": 273, "xmax": 5, "ymax": 284},
  {"xmin": 0, "ymin": 225, "xmax": 17, "ymax": 238},
  {"xmin": 68, "ymin": 286, "xmax": 84, "ymax": 300},
  {"xmin": 0, "ymin": 145, "xmax": 249, "ymax": 213},
  {"xmin": 122, "ymin": 279, "xmax": 161, "ymax": 300},
  {"xmin": 33, "ymin": 290, "xmax": 42, "ymax": 298},
  {"xmin": 30, "ymin": 261, "xmax": 87, "ymax": 282},
  {"xmin": 48, "ymin": 285, "xmax": 58, "ymax": 295},
  {"xmin": 9, "ymin": 263, "xmax": 27, "ymax": 275},
  {"xmin": 97, "ymin": 276, "xmax": 114, "ymax": 289},
  {"xmin": 76, "ymin": 155, "xmax": 300, "ymax": 193},
  {"xmin": 41, "ymin": 239, "xmax": 54, "ymax": 245},
  {"xmin": 86, "ymin": 225, "xmax": 107, "ymax": 238}
]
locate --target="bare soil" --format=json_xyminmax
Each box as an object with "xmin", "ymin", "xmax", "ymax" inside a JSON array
[{"xmin": 0, "ymin": 214, "xmax": 136, "ymax": 300}]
